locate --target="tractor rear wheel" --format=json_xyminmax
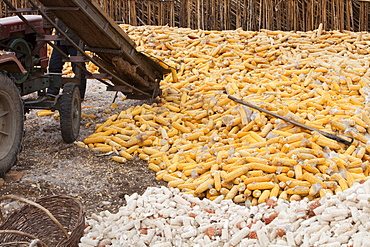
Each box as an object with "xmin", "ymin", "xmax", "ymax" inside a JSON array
[{"xmin": 0, "ymin": 73, "xmax": 23, "ymax": 176}]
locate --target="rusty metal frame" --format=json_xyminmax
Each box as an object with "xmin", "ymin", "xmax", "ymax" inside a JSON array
[
  {"xmin": 2, "ymin": 0, "xmax": 158, "ymax": 98},
  {"xmin": 0, "ymin": 53, "xmax": 27, "ymax": 74}
]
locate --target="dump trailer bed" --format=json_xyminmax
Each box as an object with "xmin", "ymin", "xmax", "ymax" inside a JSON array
[{"xmin": 36, "ymin": 0, "xmax": 168, "ymax": 99}]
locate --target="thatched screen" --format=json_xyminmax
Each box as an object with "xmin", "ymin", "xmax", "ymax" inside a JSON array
[{"xmin": 1, "ymin": 0, "xmax": 370, "ymax": 31}]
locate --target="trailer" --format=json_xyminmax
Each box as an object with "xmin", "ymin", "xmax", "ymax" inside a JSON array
[{"xmin": 0, "ymin": 0, "xmax": 169, "ymax": 175}]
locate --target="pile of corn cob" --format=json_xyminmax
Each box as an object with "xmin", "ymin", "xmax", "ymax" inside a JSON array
[{"xmin": 82, "ymin": 24, "xmax": 370, "ymax": 204}]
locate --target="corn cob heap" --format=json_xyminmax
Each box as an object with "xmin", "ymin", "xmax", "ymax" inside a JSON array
[{"xmin": 82, "ymin": 24, "xmax": 370, "ymax": 205}]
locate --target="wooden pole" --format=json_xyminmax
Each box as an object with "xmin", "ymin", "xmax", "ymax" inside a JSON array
[
  {"xmin": 170, "ymin": 1, "xmax": 174, "ymax": 26},
  {"xmin": 129, "ymin": 0, "xmax": 137, "ymax": 26},
  {"xmin": 187, "ymin": 0, "xmax": 191, "ymax": 28}
]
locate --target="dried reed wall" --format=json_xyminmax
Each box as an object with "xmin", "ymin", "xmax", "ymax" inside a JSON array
[{"xmin": 2, "ymin": 0, "xmax": 370, "ymax": 31}]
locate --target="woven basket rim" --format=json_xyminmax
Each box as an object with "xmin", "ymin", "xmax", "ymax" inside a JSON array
[{"xmin": 0, "ymin": 194, "xmax": 85, "ymax": 247}]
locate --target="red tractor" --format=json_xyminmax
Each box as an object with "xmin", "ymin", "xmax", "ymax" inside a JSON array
[
  {"xmin": 0, "ymin": 0, "xmax": 168, "ymax": 176},
  {"xmin": 0, "ymin": 15, "xmax": 82, "ymax": 175}
]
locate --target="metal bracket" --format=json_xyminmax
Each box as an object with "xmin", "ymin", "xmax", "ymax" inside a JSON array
[
  {"xmin": 85, "ymin": 46, "xmax": 122, "ymax": 55},
  {"xmin": 86, "ymin": 73, "xmax": 112, "ymax": 80},
  {"xmin": 8, "ymin": 8, "xmax": 38, "ymax": 13},
  {"xmin": 62, "ymin": 56, "xmax": 90, "ymax": 63},
  {"xmin": 36, "ymin": 35, "xmax": 65, "ymax": 41},
  {"xmin": 44, "ymin": 7, "xmax": 80, "ymax": 11}
]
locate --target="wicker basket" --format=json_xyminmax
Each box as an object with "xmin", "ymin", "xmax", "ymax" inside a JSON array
[{"xmin": 0, "ymin": 195, "xmax": 85, "ymax": 247}]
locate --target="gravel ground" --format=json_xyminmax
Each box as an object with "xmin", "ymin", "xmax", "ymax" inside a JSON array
[{"xmin": 0, "ymin": 79, "xmax": 166, "ymax": 215}]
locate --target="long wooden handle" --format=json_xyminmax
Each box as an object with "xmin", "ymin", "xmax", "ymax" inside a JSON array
[{"xmin": 228, "ymin": 95, "xmax": 353, "ymax": 146}]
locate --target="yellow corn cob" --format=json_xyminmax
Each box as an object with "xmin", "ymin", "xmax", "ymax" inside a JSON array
[
  {"xmin": 251, "ymin": 198, "xmax": 258, "ymax": 206},
  {"xmin": 271, "ymin": 158, "xmax": 298, "ymax": 167},
  {"xmin": 126, "ymin": 145, "xmax": 139, "ymax": 154},
  {"xmin": 276, "ymin": 174, "xmax": 294, "ymax": 183},
  {"xmin": 279, "ymin": 191, "xmax": 288, "ymax": 201},
  {"xmin": 315, "ymin": 136, "xmax": 342, "ymax": 150},
  {"xmin": 356, "ymin": 146, "xmax": 366, "ymax": 159},
  {"xmin": 302, "ymin": 173, "xmax": 327, "ymax": 189},
  {"xmin": 177, "ymin": 182, "xmax": 197, "ymax": 190},
  {"xmin": 249, "ymin": 163, "xmax": 290, "ymax": 173},
  {"xmin": 148, "ymin": 163, "xmax": 161, "ymax": 172},
  {"xmin": 252, "ymin": 190, "xmax": 262, "ymax": 198},
  {"xmin": 138, "ymin": 153, "xmax": 149, "ymax": 161},
  {"xmin": 290, "ymin": 194, "xmax": 302, "ymax": 201},
  {"xmin": 119, "ymin": 150, "xmax": 133, "ymax": 160},
  {"xmin": 233, "ymin": 194, "xmax": 247, "ymax": 203},
  {"xmin": 121, "ymin": 137, "xmax": 140, "ymax": 148},
  {"xmin": 223, "ymin": 167, "xmax": 249, "ymax": 182},
  {"xmin": 225, "ymin": 185, "xmax": 239, "ymax": 200},
  {"xmin": 167, "ymin": 163, "xmax": 178, "ymax": 173},
  {"xmin": 243, "ymin": 189, "xmax": 252, "ymax": 196},
  {"xmin": 233, "ymin": 177, "xmax": 244, "ymax": 185},
  {"xmin": 84, "ymin": 136, "xmax": 107, "ymax": 144},
  {"xmin": 220, "ymin": 187, "xmax": 230, "ymax": 196},
  {"xmin": 155, "ymin": 116, "xmax": 170, "ymax": 126},
  {"xmin": 247, "ymin": 170, "xmax": 264, "ymax": 177},
  {"xmin": 172, "ymin": 122, "xmax": 191, "ymax": 133},
  {"xmin": 150, "ymin": 157, "xmax": 162, "ymax": 166},
  {"xmin": 286, "ymin": 180, "xmax": 311, "ymax": 188},
  {"xmin": 249, "ymin": 131, "xmax": 265, "ymax": 143},
  {"xmin": 110, "ymin": 136, "xmax": 125, "ymax": 147},
  {"xmin": 112, "ymin": 156, "xmax": 127, "ymax": 163},
  {"xmin": 345, "ymin": 171, "xmax": 355, "ymax": 187},
  {"xmin": 91, "ymin": 147, "xmax": 113, "ymax": 152},
  {"xmin": 345, "ymin": 145, "xmax": 357, "ymax": 155},
  {"xmin": 285, "ymin": 133, "xmax": 306, "ymax": 144},
  {"xmin": 162, "ymin": 174, "xmax": 180, "ymax": 182},
  {"xmin": 244, "ymin": 157, "xmax": 269, "ymax": 164},
  {"xmin": 183, "ymin": 168, "xmax": 205, "ymax": 177},
  {"xmin": 37, "ymin": 110, "xmax": 54, "ymax": 117},
  {"xmin": 332, "ymin": 157, "xmax": 348, "ymax": 169},
  {"xmin": 185, "ymin": 132, "xmax": 203, "ymax": 141},
  {"xmin": 129, "ymin": 108, "xmax": 142, "ymax": 116},
  {"xmin": 351, "ymin": 116, "xmax": 368, "ymax": 128},
  {"xmin": 347, "ymin": 167, "xmax": 363, "ymax": 174},
  {"xmin": 286, "ymin": 186, "xmax": 310, "ymax": 195},
  {"xmin": 302, "ymin": 163, "xmax": 320, "ymax": 174},
  {"xmin": 242, "ymin": 174, "xmax": 274, "ymax": 185},
  {"xmin": 168, "ymin": 179, "xmax": 185, "ymax": 187},
  {"xmin": 287, "ymin": 170, "xmax": 295, "ymax": 178},
  {"xmin": 166, "ymin": 104, "xmax": 181, "ymax": 112},
  {"xmin": 350, "ymin": 131, "xmax": 368, "ymax": 144},
  {"xmin": 208, "ymin": 188, "xmax": 219, "ymax": 196},
  {"xmin": 269, "ymin": 183, "xmax": 280, "ymax": 198},
  {"xmin": 247, "ymin": 182, "xmax": 275, "ymax": 190},
  {"xmin": 258, "ymin": 190, "xmax": 271, "ymax": 204},
  {"xmin": 142, "ymin": 147, "xmax": 159, "ymax": 155},
  {"xmin": 195, "ymin": 179, "xmax": 215, "ymax": 194}
]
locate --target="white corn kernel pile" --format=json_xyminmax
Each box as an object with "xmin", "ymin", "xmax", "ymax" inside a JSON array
[
  {"xmin": 79, "ymin": 180, "xmax": 370, "ymax": 246},
  {"xmin": 82, "ymin": 25, "xmax": 370, "ymax": 204}
]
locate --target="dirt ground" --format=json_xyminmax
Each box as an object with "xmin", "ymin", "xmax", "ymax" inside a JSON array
[{"xmin": 0, "ymin": 79, "xmax": 166, "ymax": 216}]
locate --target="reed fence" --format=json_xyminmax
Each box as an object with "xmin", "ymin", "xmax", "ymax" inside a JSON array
[{"xmin": 2, "ymin": 0, "xmax": 370, "ymax": 31}]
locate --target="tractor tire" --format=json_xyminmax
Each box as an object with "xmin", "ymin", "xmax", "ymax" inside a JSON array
[
  {"xmin": 59, "ymin": 83, "xmax": 81, "ymax": 143},
  {"xmin": 0, "ymin": 73, "xmax": 23, "ymax": 176}
]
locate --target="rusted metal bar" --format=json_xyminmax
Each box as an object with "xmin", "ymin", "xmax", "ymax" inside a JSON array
[{"xmin": 228, "ymin": 95, "xmax": 354, "ymax": 146}]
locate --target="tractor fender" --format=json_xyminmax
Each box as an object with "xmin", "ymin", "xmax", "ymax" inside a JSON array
[{"xmin": 0, "ymin": 53, "xmax": 27, "ymax": 74}]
